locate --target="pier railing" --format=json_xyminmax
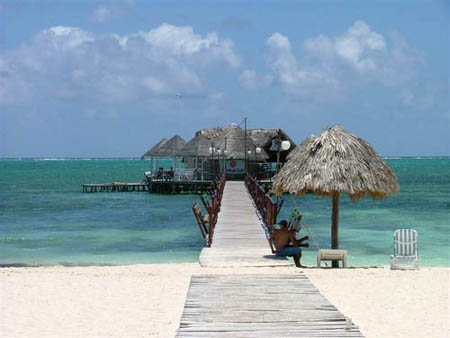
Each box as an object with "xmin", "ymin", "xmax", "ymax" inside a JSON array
[
  {"xmin": 194, "ymin": 173, "xmax": 226, "ymax": 247},
  {"xmin": 245, "ymin": 174, "xmax": 283, "ymax": 235}
]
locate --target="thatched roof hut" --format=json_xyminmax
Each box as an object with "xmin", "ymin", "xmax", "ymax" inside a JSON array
[
  {"xmin": 177, "ymin": 134, "xmax": 211, "ymax": 157},
  {"xmin": 154, "ymin": 135, "xmax": 186, "ymax": 157},
  {"xmin": 141, "ymin": 138, "xmax": 167, "ymax": 159},
  {"xmin": 188, "ymin": 126, "xmax": 296, "ymax": 162},
  {"xmin": 248, "ymin": 129, "xmax": 296, "ymax": 162},
  {"xmin": 196, "ymin": 127, "xmax": 223, "ymax": 140},
  {"xmin": 272, "ymin": 125, "xmax": 399, "ymax": 264},
  {"xmin": 215, "ymin": 124, "xmax": 269, "ymax": 161}
]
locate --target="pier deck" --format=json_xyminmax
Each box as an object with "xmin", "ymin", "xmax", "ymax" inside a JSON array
[
  {"xmin": 82, "ymin": 182, "xmax": 148, "ymax": 193},
  {"xmin": 178, "ymin": 181, "xmax": 363, "ymax": 337},
  {"xmin": 177, "ymin": 274, "xmax": 363, "ymax": 337},
  {"xmin": 82, "ymin": 180, "xmax": 213, "ymax": 194},
  {"xmin": 199, "ymin": 181, "xmax": 291, "ymax": 267}
]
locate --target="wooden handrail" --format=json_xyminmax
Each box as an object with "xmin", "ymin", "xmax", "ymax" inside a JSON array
[
  {"xmin": 194, "ymin": 173, "xmax": 226, "ymax": 247},
  {"xmin": 244, "ymin": 174, "xmax": 284, "ymax": 250},
  {"xmin": 207, "ymin": 173, "xmax": 226, "ymax": 247}
]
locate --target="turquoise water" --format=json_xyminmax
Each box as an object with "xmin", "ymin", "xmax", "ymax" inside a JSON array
[
  {"xmin": 0, "ymin": 158, "xmax": 449, "ymax": 267},
  {"xmin": 278, "ymin": 158, "xmax": 450, "ymax": 267}
]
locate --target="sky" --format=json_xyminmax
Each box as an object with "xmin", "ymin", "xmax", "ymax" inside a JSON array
[{"xmin": 1, "ymin": 0, "xmax": 449, "ymax": 157}]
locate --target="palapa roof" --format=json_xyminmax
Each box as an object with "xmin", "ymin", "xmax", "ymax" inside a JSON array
[
  {"xmin": 177, "ymin": 134, "xmax": 212, "ymax": 157},
  {"xmin": 248, "ymin": 128, "xmax": 296, "ymax": 162},
  {"xmin": 273, "ymin": 125, "xmax": 399, "ymax": 200},
  {"xmin": 286, "ymin": 136, "xmax": 314, "ymax": 160},
  {"xmin": 196, "ymin": 127, "xmax": 223, "ymax": 140},
  {"xmin": 149, "ymin": 125, "xmax": 297, "ymax": 160},
  {"xmin": 214, "ymin": 124, "xmax": 269, "ymax": 161},
  {"xmin": 153, "ymin": 135, "xmax": 186, "ymax": 157},
  {"xmin": 141, "ymin": 138, "xmax": 168, "ymax": 159},
  {"xmin": 248, "ymin": 129, "xmax": 295, "ymax": 149}
]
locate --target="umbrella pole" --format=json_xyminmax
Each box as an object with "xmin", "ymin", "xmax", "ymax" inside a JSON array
[
  {"xmin": 291, "ymin": 197, "xmax": 328, "ymax": 267},
  {"xmin": 331, "ymin": 192, "xmax": 340, "ymax": 267}
]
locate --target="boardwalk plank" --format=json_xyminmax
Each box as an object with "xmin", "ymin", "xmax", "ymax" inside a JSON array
[
  {"xmin": 177, "ymin": 182, "xmax": 364, "ymax": 337},
  {"xmin": 199, "ymin": 181, "xmax": 290, "ymax": 267},
  {"xmin": 177, "ymin": 274, "xmax": 363, "ymax": 337}
]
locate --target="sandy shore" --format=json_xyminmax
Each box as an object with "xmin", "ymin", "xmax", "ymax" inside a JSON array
[{"xmin": 0, "ymin": 264, "xmax": 448, "ymax": 338}]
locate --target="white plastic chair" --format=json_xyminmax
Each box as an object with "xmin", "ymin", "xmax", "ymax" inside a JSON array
[{"xmin": 390, "ymin": 229, "xmax": 420, "ymax": 270}]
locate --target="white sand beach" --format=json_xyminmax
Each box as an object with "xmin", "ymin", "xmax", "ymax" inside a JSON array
[{"xmin": 0, "ymin": 264, "xmax": 448, "ymax": 338}]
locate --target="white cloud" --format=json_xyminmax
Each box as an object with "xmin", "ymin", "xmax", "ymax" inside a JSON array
[
  {"xmin": 239, "ymin": 69, "xmax": 272, "ymax": 90},
  {"xmin": 265, "ymin": 32, "xmax": 341, "ymax": 98},
  {"xmin": 335, "ymin": 20, "xmax": 385, "ymax": 72},
  {"xmin": 250, "ymin": 20, "xmax": 426, "ymax": 104},
  {"xmin": 91, "ymin": 5, "xmax": 113, "ymax": 23},
  {"xmin": 304, "ymin": 20, "xmax": 386, "ymax": 73},
  {"xmin": 40, "ymin": 26, "xmax": 95, "ymax": 49},
  {"xmin": 1, "ymin": 24, "xmax": 241, "ymax": 105}
]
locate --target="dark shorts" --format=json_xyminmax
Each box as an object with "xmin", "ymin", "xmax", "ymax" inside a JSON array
[{"xmin": 275, "ymin": 245, "xmax": 302, "ymax": 257}]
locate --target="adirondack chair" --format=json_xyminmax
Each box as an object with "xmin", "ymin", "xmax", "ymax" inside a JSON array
[{"xmin": 390, "ymin": 229, "xmax": 420, "ymax": 270}]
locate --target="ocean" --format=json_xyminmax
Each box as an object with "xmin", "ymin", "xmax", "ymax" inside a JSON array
[{"xmin": 0, "ymin": 158, "xmax": 449, "ymax": 267}]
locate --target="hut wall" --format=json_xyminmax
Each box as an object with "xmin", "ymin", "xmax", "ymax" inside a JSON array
[{"xmin": 184, "ymin": 157, "xmax": 196, "ymax": 169}]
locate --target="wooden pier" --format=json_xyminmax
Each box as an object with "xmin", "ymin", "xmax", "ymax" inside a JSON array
[
  {"xmin": 82, "ymin": 180, "xmax": 213, "ymax": 194},
  {"xmin": 177, "ymin": 274, "xmax": 363, "ymax": 337},
  {"xmin": 82, "ymin": 182, "xmax": 149, "ymax": 193},
  {"xmin": 178, "ymin": 181, "xmax": 363, "ymax": 337},
  {"xmin": 148, "ymin": 180, "xmax": 213, "ymax": 194},
  {"xmin": 199, "ymin": 181, "xmax": 290, "ymax": 267}
]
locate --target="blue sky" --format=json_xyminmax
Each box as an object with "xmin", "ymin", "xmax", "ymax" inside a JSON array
[{"xmin": 1, "ymin": 0, "xmax": 449, "ymax": 157}]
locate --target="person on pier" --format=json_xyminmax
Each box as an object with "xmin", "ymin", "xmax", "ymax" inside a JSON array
[{"xmin": 270, "ymin": 220, "xmax": 309, "ymax": 267}]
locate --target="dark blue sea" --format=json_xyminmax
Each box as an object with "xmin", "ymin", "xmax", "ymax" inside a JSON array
[{"xmin": 0, "ymin": 158, "xmax": 449, "ymax": 267}]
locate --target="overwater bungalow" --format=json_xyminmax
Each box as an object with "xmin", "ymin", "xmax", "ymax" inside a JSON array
[
  {"xmin": 141, "ymin": 124, "xmax": 296, "ymax": 182},
  {"xmin": 141, "ymin": 138, "xmax": 167, "ymax": 160},
  {"xmin": 142, "ymin": 135, "xmax": 186, "ymax": 180}
]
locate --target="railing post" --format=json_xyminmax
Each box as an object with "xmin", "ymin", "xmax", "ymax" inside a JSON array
[
  {"xmin": 244, "ymin": 173, "xmax": 283, "ymax": 240},
  {"xmin": 206, "ymin": 173, "xmax": 226, "ymax": 247}
]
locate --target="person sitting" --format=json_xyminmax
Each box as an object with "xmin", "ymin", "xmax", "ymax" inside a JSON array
[
  {"xmin": 269, "ymin": 219, "xmax": 309, "ymax": 267},
  {"xmin": 168, "ymin": 167, "xmax": 174, "ymax": 180},
  {"xmin": 156, "ymin": 168, "xmax": 163, "ymax": 180}
]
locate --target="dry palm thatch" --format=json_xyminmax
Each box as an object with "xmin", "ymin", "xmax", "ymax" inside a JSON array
[
  {"xmin": 248, "ymin": 128, "xmax": 296, "ymax": 163},
  {"xmin": 272, "ymin": 125, "xmax": 399, "ymax": 262},
  {"xmin": 273, "ymin": 125, "xmax": 399, "ymax": 200},
  {"xmin": 286, "ymin": 136, "xmax": 314, "ymax": 160},
  {"xmin": 141, "ymin": 138, "xmax": 168, "ymax": 159},
  {"xmin": 215, "ymin": 124, "xmax": 269, "ymax": 161},
  {"xmin": 154, "ymin": 135, "xmax": 186, "ymax": 157},
  {"xmin": 177, "ymin": 134, "xmax": 211, "ymax": 157},
  {"xmin": 196, "ymin": 127, "xmax": 223, "ymax": 140}
]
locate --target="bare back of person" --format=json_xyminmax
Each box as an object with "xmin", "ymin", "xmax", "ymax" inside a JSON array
[
  {"xmin": 273, "ymin": 229, "xmax": 296, "ymax": 251},
  {"xmin": 270, "ymin": 220, "xmax": 309, "ymax": 268}
]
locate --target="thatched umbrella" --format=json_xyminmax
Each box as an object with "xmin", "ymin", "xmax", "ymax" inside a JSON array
[{"xmin": 272, "ymin": 125, "xmax": 399, "ymax": 266}]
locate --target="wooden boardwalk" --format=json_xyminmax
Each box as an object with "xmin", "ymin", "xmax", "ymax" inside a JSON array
[
  {"xmin": 177, "ymin": 274, "xmax": 363, "ymax": 337},
  {"xmin": 199, "ymin": 181, "xmax": 291, "ymax": 267},
  {"xmin": 178, "ymin": 181, "xmax": 363, "ymax": 337}
]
